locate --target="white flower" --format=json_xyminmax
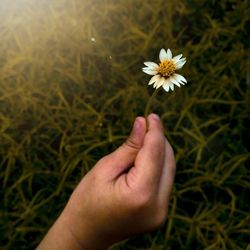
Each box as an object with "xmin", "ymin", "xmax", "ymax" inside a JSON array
[{"xmin": 142, "ymin": 48, "xmax": 187, "ymax": 92}]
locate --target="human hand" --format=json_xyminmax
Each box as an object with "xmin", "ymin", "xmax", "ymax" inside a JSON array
[{"xmin": 37, "ymin": 113, "xmax": 176, "ymax": 250}]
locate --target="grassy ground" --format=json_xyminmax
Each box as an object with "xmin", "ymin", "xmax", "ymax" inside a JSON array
[{"xmin": 0, "ymin": 0, "xmax": 249, "ymax": 249}]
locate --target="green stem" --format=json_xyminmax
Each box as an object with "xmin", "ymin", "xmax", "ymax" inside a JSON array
[
  {"xmin": 144, "ymin": 88, "xmax": 160, "ymax": 130},
  {"xmin": 144, "ymin": 88, "xmax": 160, "ymax": 118}
]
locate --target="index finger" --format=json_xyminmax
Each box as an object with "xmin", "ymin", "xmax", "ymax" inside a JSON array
[{"xmin": 132, "ymin": 113, "xmax": 166, "ymax": 189}]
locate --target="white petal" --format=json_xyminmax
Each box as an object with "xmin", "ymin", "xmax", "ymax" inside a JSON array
[
  {"xmin": 155, "ymin": 77, "xmax": 165, "ymax": 88},
  {"xmin": 173, "ymin": 73, "xmax": 187, "ymax": 84},
  {"xmin": 159, "ymin": 48, "xmax": 168, "ymax": 62},
  {"xmin": 166, "ymin": 48, "xmax": 173, "ymax": 60},
  {"xmin": 162, "ymin": 79, "xmax": 171, "ymax": 92},
  {"xmin": 148, "ymin": 74, "xmax": 160, "ymax": 85},
  {"xmin": 144, "ymin": 61, "xmax": 159, "ymax": 70},
  {"xmin": 175, "ymin": 60, "xmax": 186, "ymax": 69},
  {"xmin": 169, "ymin": 76, "xmax": 181, "ymax": 87},
  {"xmin": 153, "ymin": 83, "xmax": 157, "ymax": 88},
  {"xmin": 153, "ymin": 79, "xmax": 162, "ymax": 88},
  {"xmin": 142, "ymin": 69, "xmax": 158, "ymax": 75},
  {"xmin": 179, "ymin": 57, "xmax": 186, "ymax": 63},
  {"xmin": 154, "ymin": 77, "xmax": 165, "ymax": 89},
  {"xmin": 175, "ymin": 58, "xmax": 186, "ymax": 65},
  {"xmin": 163, "ymin": 84, "xmax": 170, "ymax": 92},
  {"xmin": 175, "ymin": 57, "xmax": 186, "ymax": 66},
  {"xmin": 152, "ymin": 77, "xmax": 161, "ymax": 88},
  {"xmin": 169, "ymin": 83, "xmax": 174, "ymax": 91},
  {"xmin": 172, "ymin": 75, "xmax": 182, "ymax": 85},
  {"xmin": 155, "ymin": 81, "xmax": 163, "ymax": 89},
  {"xmin": 173, "ymin": 54, "xmax": 183, "ymax": 63},
  {"xmin": 142, "ymin": 65, "xmax": 157, "ymax": 71}
]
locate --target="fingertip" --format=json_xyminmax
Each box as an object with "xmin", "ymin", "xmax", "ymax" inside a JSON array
[
  {"xmin": 135, "ymin": 116, "xmax": 146, "ymax": 127},
  {"xmin": 134, "ymin": 116, "xmax": 146, "ymax": 133},
  {"xmin": 133, "ymin": 114, "xmax": 166, "ymax": 189},
  {"xmin": 129, "ymin": 116, "xmax": 146, "ymax": 148},
  {"xmin": 147, "ymin": 113, "xmax": 163, "ymax": 132},
  {"xmin": 147, "ymin": 113, "xmax": 160, "ymax": 121}
]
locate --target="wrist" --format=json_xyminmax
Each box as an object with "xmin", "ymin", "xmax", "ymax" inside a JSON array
[
  {"xmin": 62, "ymin": 199, "xmax": 111, "ymax": 250},
  {"xmin": 60, "ymin": 209, "xmax": 88, "ymax": 250},
  {"xmin": 37, "ymin": 209, "xmax": 84, "ymax": 250}
]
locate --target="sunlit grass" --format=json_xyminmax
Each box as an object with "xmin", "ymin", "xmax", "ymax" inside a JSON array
[{"xmin": 0, "ymin": 0, "xmax": 249, "ymax": 249}]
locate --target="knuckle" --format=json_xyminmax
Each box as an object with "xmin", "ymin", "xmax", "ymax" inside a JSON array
[
  {"xmin": 149, "ymin": 133, "xmax": 165, "ymax": 154},
  {"xmin": 150, "ymin": 131, "xmax": 164, "ymax": 146},
  {"xmin": 128, "ymin": 194, "xmax": 167, "ymax": 229},
  {"xmin": 121, "ymin": 188, "xmax": 167, "ymax": 230},
  {"xmin": 96, "ymin": 155, "xmax": 108, "ymax": 167},
  {"xmin": 123, "ymin": 137, "xmax": 140, "ymax": 151},
  {"xmin": 152, "ymin": 208, "xmax": 167, "ymax": 229},
  {"xmin": 129, "ymin": 189, "xmax": 155, "ymax": 211}
]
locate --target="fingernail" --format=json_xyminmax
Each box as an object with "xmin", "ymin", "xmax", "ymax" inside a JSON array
[
  {"xmin": 133, "ymin": 117, "xmax": 141, "ymax": 131},
  {"xmin": 150, "ymin": 113, "xmax": 160, "ymax": 121}
]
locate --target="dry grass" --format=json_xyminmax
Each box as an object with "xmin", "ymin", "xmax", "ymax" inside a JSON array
[{"xmin": 0, "ymin": 0, "xmax": 249, "ymax": 249}]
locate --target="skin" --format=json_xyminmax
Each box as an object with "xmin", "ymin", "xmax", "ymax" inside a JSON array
[{"xmin": 37, "ymin": 113, "xmax": 176, "ymax": 250}]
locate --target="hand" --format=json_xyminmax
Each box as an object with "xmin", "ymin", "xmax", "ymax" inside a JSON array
[{"xmin": 37, "ymin": 113, "xmax": 176, "ymax": 250}]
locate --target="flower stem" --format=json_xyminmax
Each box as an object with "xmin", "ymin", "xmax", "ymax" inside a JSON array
[{"xmin": 144, "ymin": 88, "xmax": 160, "ymax": 128}]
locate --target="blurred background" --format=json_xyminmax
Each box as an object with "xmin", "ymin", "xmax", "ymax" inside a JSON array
[{"xmin": 0, "ymin": 0, "xmax": 249, "ymax": 249}]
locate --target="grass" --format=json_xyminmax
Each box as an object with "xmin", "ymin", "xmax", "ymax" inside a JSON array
[{"xmin": 0, "ymin": 0, "xmax": 249, "ymax": 249}]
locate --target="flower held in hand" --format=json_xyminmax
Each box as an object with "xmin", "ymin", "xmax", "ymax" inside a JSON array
[{"xmin": 142, "ymin": 48, "xmax": 187, "ymax": 92}]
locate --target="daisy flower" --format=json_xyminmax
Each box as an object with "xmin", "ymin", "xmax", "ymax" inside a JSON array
[{"xmin": 142, "ymin": 48, "xmax": 187, "ymax": 92}]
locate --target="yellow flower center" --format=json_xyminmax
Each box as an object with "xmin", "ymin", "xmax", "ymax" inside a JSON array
[{"xmin": 158, "ymin": 60, "xmax": 176, "ymax": 77}]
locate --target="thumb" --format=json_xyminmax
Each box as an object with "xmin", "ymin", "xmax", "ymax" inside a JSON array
[
  {"xmin": 106, "ymin": 117, "xmax": 146, "ymax": 178},
  {"xmin": 122, "ymin": 116, "xmax": 146, "ymax": 154}
]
